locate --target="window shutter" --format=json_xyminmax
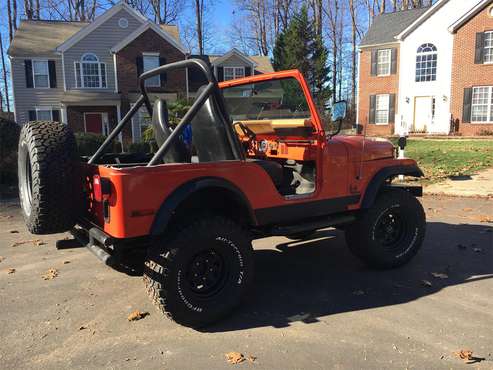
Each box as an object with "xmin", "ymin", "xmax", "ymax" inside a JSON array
[
  {"xmin": 28, "ymin": 110, "xmax": 36, "ymax": 121},
  {"xmin": 136, "ymin": 56, "xmax": 143, "ymax": 78},
  {"xmin": 25, "ymin": 60, "xmax": 34, "ymax": 88},
  {"xmin": 48, "ymin": 60, "xmax": 57, "ymax": 88},
  {"xmin": 462, "ymin": 88, "xmax": 472, "ymax": 123},
  {"xmin": 52, "ymin": 110, "xmax": 60, "ymax": 122},
  {"xmin": 217, "ymin": 66, "xmax": 224, "ymax": 82},
  {"xmin": 75, "ymin": 62, "xmax": 81, "ymax": 88},
  {"xmin": 245, "ymin": 66, "xmax": 252, "ymax": 76},
  {"xmin": 369, "ymin": 95, "xmax": 376, "ymax": 124},
  {"xmin": 159, "ymin": 57, "xmax": 167, "ymax": 87},
  {"xmin": 475, "ymin": 33, "xmax": 485, "ymax": 64},
  {"xmin": 370, "ymin": 50, "xmax": 378, "ymax": 76},
  {"xmin": 391, "ymin": 48, "xmax": 397, "ymax": 75},
  {"xmin": 389, "ymin": 94, "xmax": 396, "ymax": 123},
  {"xmin": 100, "ymin": 63, "xmax": 107, "ymax": 88}
]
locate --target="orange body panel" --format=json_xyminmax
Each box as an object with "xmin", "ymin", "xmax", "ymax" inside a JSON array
[{"xmin": 83, "ymin": 70, "xmax": 420, "ymax": 239}]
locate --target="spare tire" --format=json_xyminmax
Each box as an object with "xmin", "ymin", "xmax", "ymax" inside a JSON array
[{"xmin": 18, "ymin": 121, "xmax": 81, "ymax": 234}]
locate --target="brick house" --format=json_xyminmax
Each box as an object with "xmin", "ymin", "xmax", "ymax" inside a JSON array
[
  {"xmin": 357, "ymin": 0, "xmax": 493, "ymax": 136},
  {"xmin": 7, "ymin": 2, "xmax": 273, "ymax": 144}
]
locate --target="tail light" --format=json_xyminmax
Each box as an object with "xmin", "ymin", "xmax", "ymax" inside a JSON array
[{"xmin": 93, "ymin": 175, "xmax": 111, "ymax": 202}]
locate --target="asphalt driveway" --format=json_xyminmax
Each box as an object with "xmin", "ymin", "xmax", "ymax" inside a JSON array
[{"xmin": 0, "ymin": 195, "xmax": 492, "ymax": 369}]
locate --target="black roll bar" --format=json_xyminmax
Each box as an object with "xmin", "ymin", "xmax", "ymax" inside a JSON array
[{"xmin": 88, "ymin": 59, "xmax": 219, "ymax": 165}]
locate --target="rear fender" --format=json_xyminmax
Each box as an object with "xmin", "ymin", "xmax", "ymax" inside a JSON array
[
  {"xmin": 361, "ymin": 165, "xmax": 424, "ymax": 209},
  {"xmin": 149, "ymin": 177, "xmax": 255, "ymax": 236}
]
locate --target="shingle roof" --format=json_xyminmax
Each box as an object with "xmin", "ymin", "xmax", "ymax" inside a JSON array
[
  {"xmin": 8, "ymin": 20, "xmax": 182, "ymax": 57},
  {"xmin": 206, "ymin": 55, "xmax": 274, "ymax": 73},
  {"xmin": 8, "ymin": 20, "xmax": 88, "ymax": 57},
  {"xmin": 360, "ymin": 8, "xmax": 429, "ymax": 47}
]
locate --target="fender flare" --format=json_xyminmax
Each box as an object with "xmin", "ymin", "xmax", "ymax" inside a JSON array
[
  {"xmin": 149, "ymin": 177, "xmax": 255, "ymax": 236},
  {"xmin": 361, "ymin": 165, "xmax": 424, "ymax": 209}
]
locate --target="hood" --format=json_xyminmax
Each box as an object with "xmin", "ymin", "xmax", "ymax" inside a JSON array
[{"xmin": 333, "ymin": 136, "xmax": 395, "ymax": 162}]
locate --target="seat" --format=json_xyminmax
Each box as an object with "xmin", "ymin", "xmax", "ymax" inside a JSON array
[
  {"xmin": 247, "ymin": 159, "xmax": 284, "ymax": 187},
  {"xmin": 190, "ymin": 86, "xmax": 235, "ymax": 162},
  {"xmin": 152, "ymin": 99, "xmax": 189, "ymax": 163}
]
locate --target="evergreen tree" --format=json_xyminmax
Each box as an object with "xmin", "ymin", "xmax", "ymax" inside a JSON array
[{"xmin": 272, "ymin": 6, "xmax": 331, "ymax": 109}]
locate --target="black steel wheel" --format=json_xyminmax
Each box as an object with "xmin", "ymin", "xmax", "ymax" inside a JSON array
[
  {"xmin": 144, "ymin": 216, "xmax": 254, "ymax": 328},
  {"xmin": 345, "ymin": 189, "xmax": 426, "ymax": 269}
]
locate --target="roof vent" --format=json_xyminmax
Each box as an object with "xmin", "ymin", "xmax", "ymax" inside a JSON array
[{"xmin": 118, "ymin": 17, "xmax": 129, "ymax": 29}]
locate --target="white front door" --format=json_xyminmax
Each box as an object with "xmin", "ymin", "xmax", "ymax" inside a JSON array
[{"xmin": 413, "ymin": 97, "xmax": 433, "ymax": 133}]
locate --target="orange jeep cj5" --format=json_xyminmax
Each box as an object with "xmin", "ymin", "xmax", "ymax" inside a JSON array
[{"xmin": 18, "ymin": 59, "xmax": 426, "ymax": 327}]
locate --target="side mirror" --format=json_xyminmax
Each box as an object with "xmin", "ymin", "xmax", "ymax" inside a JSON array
[{"xmin": 331, "ymin": 100, "xmax": 347, "ymax": 122}]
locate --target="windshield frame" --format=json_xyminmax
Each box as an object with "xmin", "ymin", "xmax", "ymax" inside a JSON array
[{"xmin": 218, "ymin": 70, "xmax": 325, "ymax": 136}]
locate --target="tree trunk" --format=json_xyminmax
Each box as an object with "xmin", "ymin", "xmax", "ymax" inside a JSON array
[
  {"xmin": 35, "ymin": 0, "xmax": 40, "ymax": 18},
  {"xmin": 7, "ymin": 0, "xmax": 14, "ymax": 41},
  {"xmin": 0, "ymin": 34, "xmax": 11, "ymax": 113},
  {"xmin": 13, "ymin": 0, "xmax": 18, "ymax": 30},
  {"xmin": 348, "ymin": 0, "xmax": 357, "ymax": 107},
  {"xmin": 195, "ymin": 0, "xmax": 204, "ymax": 55}
]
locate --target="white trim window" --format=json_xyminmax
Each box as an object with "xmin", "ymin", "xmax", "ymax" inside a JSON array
[
  {"xmin": 75, "ymin": 53, "xmax": 107, "ymax": 88},
  {"xmin": 36, "ymin": 109, "xmax": 52, "ymax": 121},
  {"xmin": 33, "ymin": 60, "xmax": 49, "ymax": 88},
  {"xmin": 471, "ymin": 86, "xmax": 493, "ymax": 123},
  {"xmin": 415, "ymin": 43, "xmax": 437, "ymax": 82},
  {"xmin": 143, "ymin": 53, "xmax": 160, "ymax": 87},
  {"xmin": 484, "ymin": 31, "xmax": 493, "ymax": 64},
  {"xmin": 375, "ymin": 94, "xmax": 390, "ymax": 125},
  {"xmin": 377, "ymin": 49, "xmax": 391, "ymax": 76},
  {"xmin": 224, "ymin": 66, "xmax": 245, "ymax": 81}
]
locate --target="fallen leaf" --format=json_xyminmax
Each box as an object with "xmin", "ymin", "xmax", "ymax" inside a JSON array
[
  {"xmin": 473, "ymin": 248, "xmax": 483, "ymax": 253},
  {"xmin": 0, "ymin": 256, "xmax": 4, "ymax": 263},
  {"xmin": 247, "ymin": 355, "xmax": 257, "ymax": 363},
  {"xmin": 9, "ymin": 230, "xmax": 19, "ymax": 233},
  {"xmin": 454, "ymin": 349, "xmax": 473, "ymax": 361},
  {"xmin": 127, "ymin": 310, "xmax": 149, "ymax": 321},
  {"xmin": 479, "ymin": 216, "xmax": 492, "ymax": 223},
  {"xmin": 7, "ymin": 268, "xmax": 16, "ymax": 274},
  {"xmin": 462, "ymin": 208, "xmax": 473, "ymax": 212},
  {"xmin": 431, "ymin": 272, "xmax": 448, "ymax": 279},
  {"xmin": 421, "ymin": 280, "xmax": 432, "ymax": 287},
  {"xmin": 10, "ymin": 239, "xmax": 43, "ymax": 248},
  {"xmin": 79, "ymin": 325, "xmax": 88, "ymax": 331},
  {"xmin": 0, "ymin": 215, "xmax": 13, "ymax": 220},
  {"xmin": 42, "ymin": 268, "xmax": 58, "ymax": 280},
  {"xmin": 352, "ymin": 290, "xmax": 365, "ymax": 295},
  {"xmin": 225, "ymin": 352, "xmax": 245, "ymax": 364},
  {"xmin": 63, "ymin": 261, "xmax": 71, "ymax": 264}
]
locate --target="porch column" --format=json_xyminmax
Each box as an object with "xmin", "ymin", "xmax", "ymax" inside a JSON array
[{"xmin": 61, "ymin": 105, "xmax": 68, "ymax": 125}]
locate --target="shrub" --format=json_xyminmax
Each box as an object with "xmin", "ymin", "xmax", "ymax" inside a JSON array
[
  {"xmin": 74, "ymin": 132, "xmax": 106, "ymax": 156},
  {"xmin": 128, "ymin": 141, "xmax": 151, "ymax": 153},
  {"xmin": 0, "ymin": 117, "xmax": 21, "ymax": 185}
]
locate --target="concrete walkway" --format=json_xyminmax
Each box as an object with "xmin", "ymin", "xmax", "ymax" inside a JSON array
[{"xmin": 424, "ymin": 167, "xmax": 493, "ymax": 198}]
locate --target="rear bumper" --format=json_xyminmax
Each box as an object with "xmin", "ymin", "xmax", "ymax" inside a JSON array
[{"xmin": 70, "ymin": 225, "xmax": 116, "ymax": 266}]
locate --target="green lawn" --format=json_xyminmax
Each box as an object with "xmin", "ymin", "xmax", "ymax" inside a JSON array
[{"xmin": 393, "ymin": 139, "xmax": 493, "ymax": 183}]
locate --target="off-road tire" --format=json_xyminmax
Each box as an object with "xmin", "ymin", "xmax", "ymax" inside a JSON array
[
  {"xmin": 18, "ymin": 121, "xmax": 81, "ymax": 234},
  {"xmin": 143, "ymin": 216, "xmax": 254, "ymax": 328},
  {"xmin": 345, "ymin": 189, "xmax": 426, "ymax": 269}
]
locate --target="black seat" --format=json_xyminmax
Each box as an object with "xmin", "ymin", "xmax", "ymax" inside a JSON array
[
  {"xmin": 190, "ymin": 86, "xmax": 235, "ymax": 162},
  {"xmin": 152, "ymin": 99, "xmax": 189, "ymax": 163},
  {"xmin": 247, "ymin": 159, "xmax": 284, "ymax": 187}
]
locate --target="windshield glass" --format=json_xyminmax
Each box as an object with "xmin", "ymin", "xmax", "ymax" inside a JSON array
[{"xmin": 221, "ymin": 78, "xmax": 311, "ymax": 122}]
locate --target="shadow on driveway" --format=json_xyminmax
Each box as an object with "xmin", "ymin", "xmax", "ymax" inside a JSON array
[{"xmin": 201, "ymin": 222, "xmax": 492, "ymax": 332}]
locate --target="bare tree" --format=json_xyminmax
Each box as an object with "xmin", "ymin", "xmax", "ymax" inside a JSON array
[
  {"xmin": 7, "ymin": 0, "xmax": 14, "ymax": 41},
  {"xmin": 13, "ymin": 0, "xmax": 18, "ymax": 30},
  {"xmin": 348, "ymin": 0, "xmax": 361, "ymax": 107},
  {"xmin": 194, "ymin": 0, "xmax": 204, "ymax": 54},
  {"xmin": 0, "ymin": 33, "xmax": 11, "ymax": 113},
  {"xmin": 150, "ymin": 0, "xmax": 183, "ymax": 24}
]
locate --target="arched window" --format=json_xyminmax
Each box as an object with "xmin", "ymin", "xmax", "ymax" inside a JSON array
[
  {"xmin": 415, "ymin": 43, "xmax": 437, "ymax": 82},
  {"xmin": 75, "ymin": 53, "xmax": 107, "ymax": 88}
]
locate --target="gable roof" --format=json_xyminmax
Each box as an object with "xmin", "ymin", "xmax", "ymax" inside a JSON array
[
  {"xmin": 7, "ymin": 20, "xmax": 88, "ymax": 57},
  {"xmin": 396, "ymin": 0, "xmax": 451, "ymax": 40},
  {"xmin": 210, "ymin": 48, "xmax": 257, "ymax": 66},
  {"xmin": 189, "ymin": 53, "xmax": 273, "ymax": 74},
  {"xmin": 110, "ymin": 22, "xmax": 186, "ymax": 54},
  {"xmin": 360, "ymin": 7, "xmax": 429, "ymax": 47},
  {"xmin": 56, "ymin": 2, "xmax": 147, "ymax": 52},
  {"xmin": 448, "ymin": 0, "xmax": 493, "ymax": 32}
]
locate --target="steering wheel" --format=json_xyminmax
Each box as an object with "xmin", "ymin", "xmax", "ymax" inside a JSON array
[{"xmin": 233, "ymin": 121, "xmax": 256, "ymax": 141}]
